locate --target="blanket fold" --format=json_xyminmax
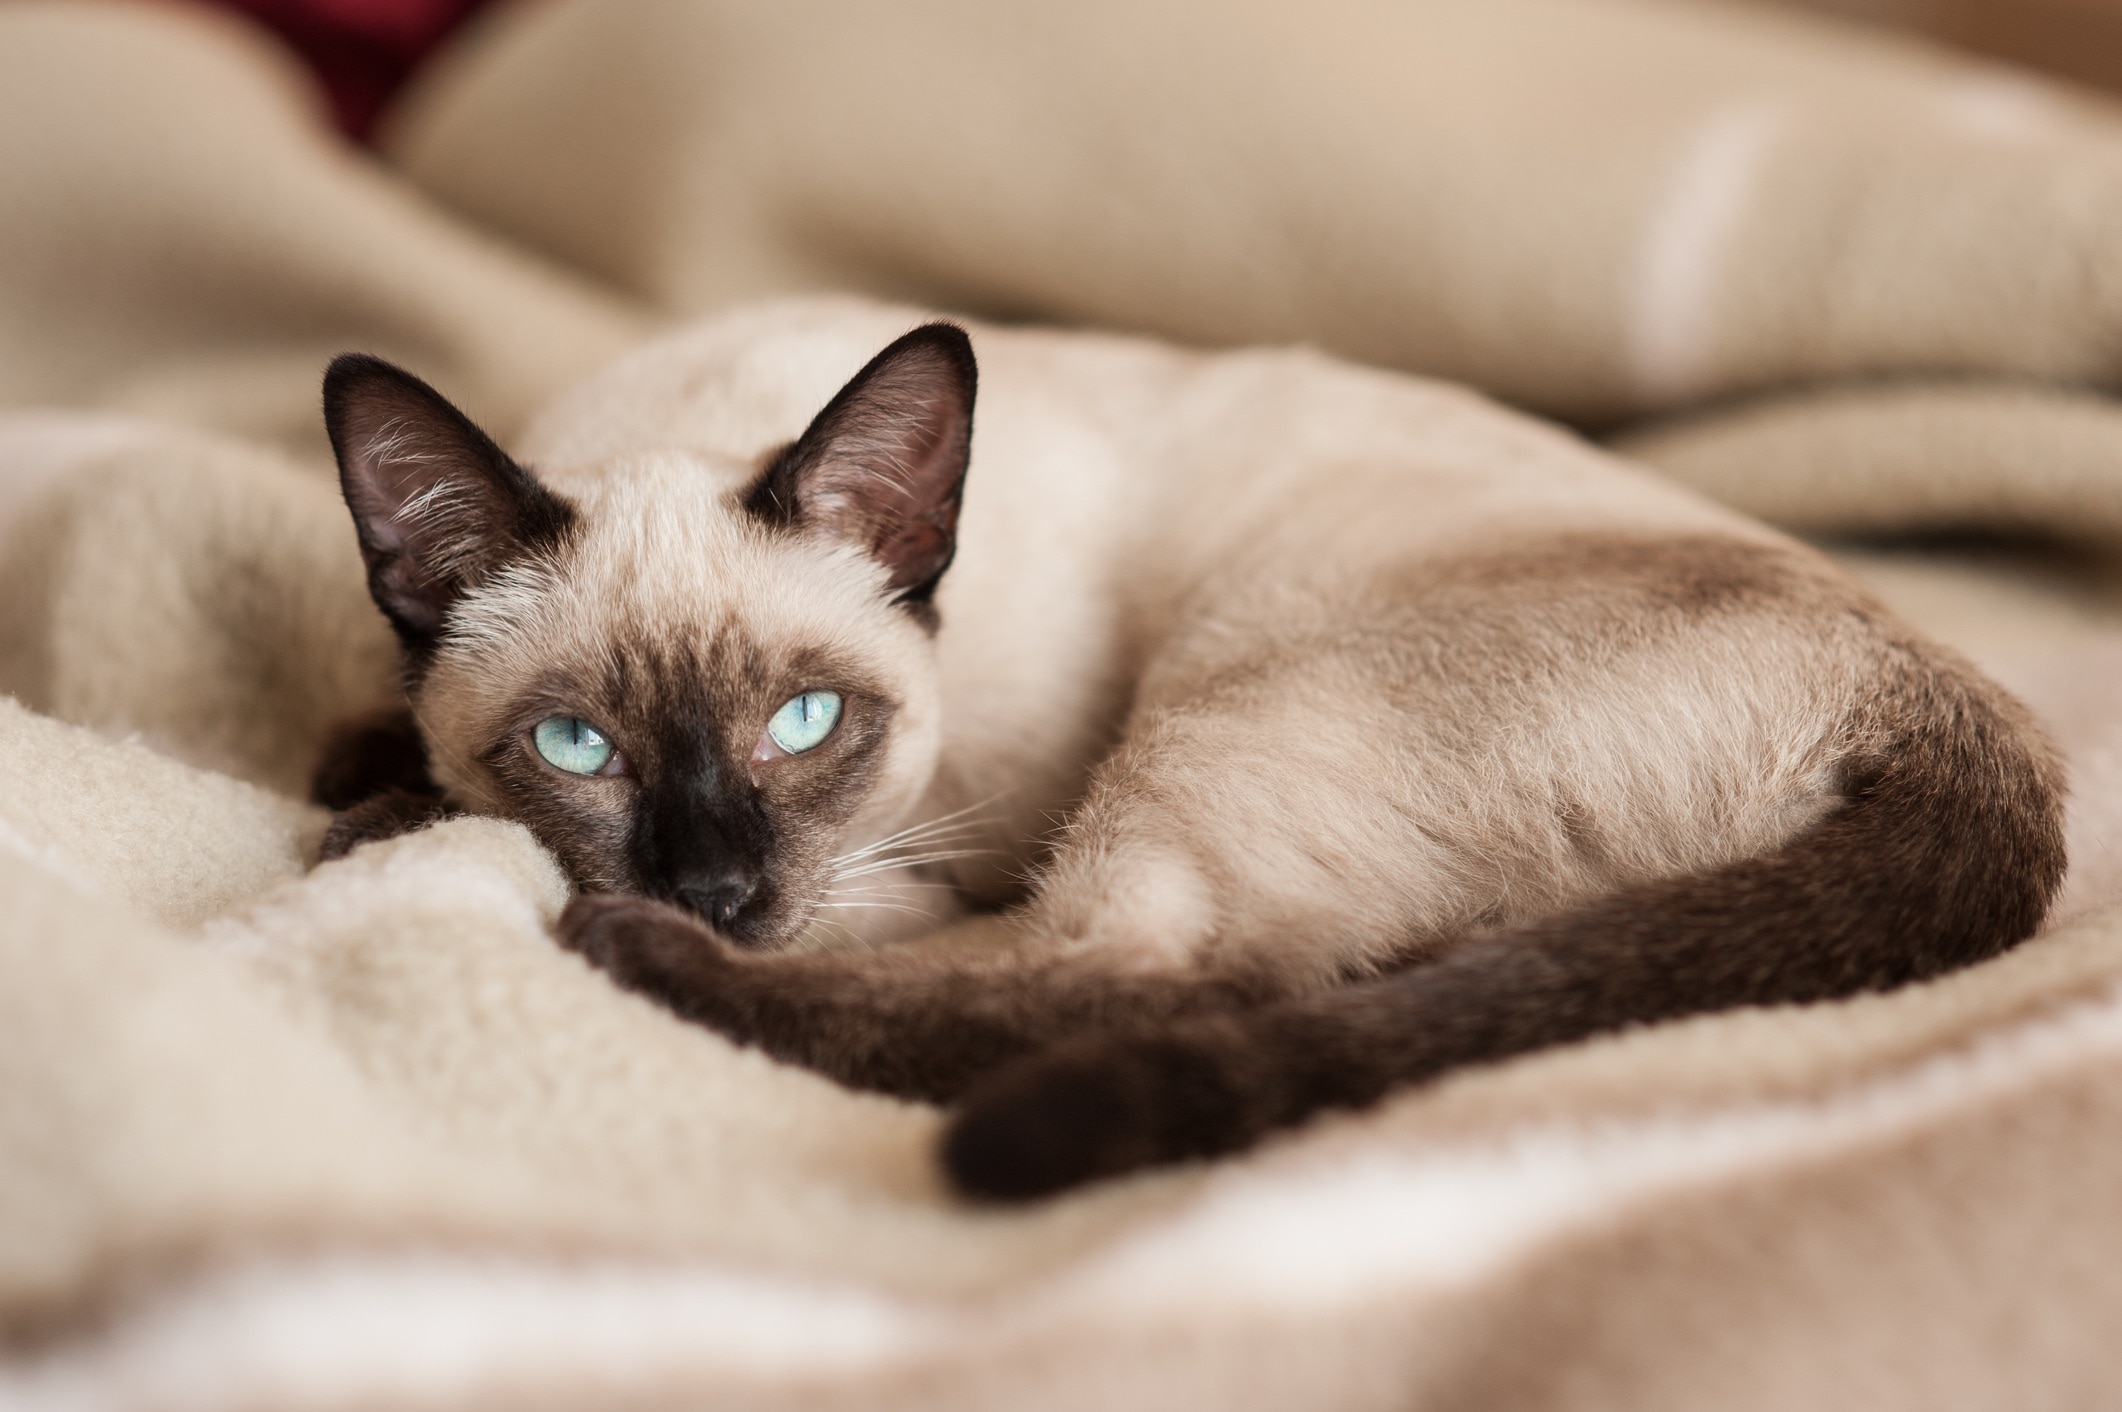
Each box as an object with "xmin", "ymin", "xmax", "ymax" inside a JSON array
[
  {"xmin": 387, "ymin": 0, "xmax": 2122, "ymax": 422},
  {"xmin": 0, "ymin": 1, "xmax": 650, "ymax": 462},
  {"xmin": 1619, "ymin": 380, "xmax": 2122, "ymax": 547}
]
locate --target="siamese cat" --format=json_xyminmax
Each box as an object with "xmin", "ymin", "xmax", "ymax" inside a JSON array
[{"xmin": 318, "ymin": 297, "xmax": 2064, "ymax": 1202}]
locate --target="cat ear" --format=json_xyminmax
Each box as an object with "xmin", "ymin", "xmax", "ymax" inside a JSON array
[
  {"xmin": 745, "ymin": 323, "xmax": 977, "ymax": 605},
  {"xmin": 324, "ymin": 355, "xmax": 576, "ymax": 654}
]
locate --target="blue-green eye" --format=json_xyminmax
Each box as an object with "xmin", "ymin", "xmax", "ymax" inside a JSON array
[
  {"xmin": 533, "ymin": 715, "xmax": 616, "ymax": 775},
  {"xmin": 767, "ymin": 691, "xmax": 842, "ymax": 754}
]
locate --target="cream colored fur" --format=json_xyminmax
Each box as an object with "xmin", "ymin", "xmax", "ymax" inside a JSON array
[{"xmin": 509, "ymin": 299, "xmax": 1865, "ymax": 983}]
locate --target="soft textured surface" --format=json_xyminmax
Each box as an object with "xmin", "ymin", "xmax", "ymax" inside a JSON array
[
  {"xmin": 7, "ymin": 1, "xmax": 2122, "ymax": 1407},
  {"xmin": 385, "ymin": 0, "xmax": 2122, "ymax": 422}
]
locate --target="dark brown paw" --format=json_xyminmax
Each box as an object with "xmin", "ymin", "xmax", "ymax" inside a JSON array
[
  {"xmin": 941, "ymin": 1027, "xmax": 1257, "ymax": 1202},
  {"xmin": 318, "ymin": 789, "xmax": 456, "ymax": 862},
  {"xmin": 556, "ymin": 892, "xmax": 729, "ymax": 1001}
]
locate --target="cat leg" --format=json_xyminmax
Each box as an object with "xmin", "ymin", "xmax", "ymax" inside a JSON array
[{"xmin": 556, "ymin": 893, "xmax": 1283, "ymax": 1103}]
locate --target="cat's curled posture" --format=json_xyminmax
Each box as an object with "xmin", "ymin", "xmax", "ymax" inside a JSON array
[{"xmin": 318, "ymin": 298, "xmax": 2064, "ymax": 1201}]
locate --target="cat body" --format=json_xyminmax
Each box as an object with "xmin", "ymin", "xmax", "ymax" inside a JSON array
[
  {"xmin": 502, "ymin": 300, "xmax": 1855, "ymax": 968},
  {"xmin": 320, "ymin": 296, "xmax": 2063, "ymax": 1199}
]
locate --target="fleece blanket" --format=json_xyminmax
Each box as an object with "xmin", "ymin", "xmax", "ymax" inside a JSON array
[
  {"xmin": 1773, "ymin": 0, "xmax": 2122, "ymax": 97},
  {"xmin": 9, "ymin": 1, "xmax": 2122, "ymax": 1407}
]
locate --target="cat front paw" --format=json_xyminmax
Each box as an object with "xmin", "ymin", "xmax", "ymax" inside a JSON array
[{"xmin": 556, "ymin": 892, "xmax": 731, "ymax": 1004}]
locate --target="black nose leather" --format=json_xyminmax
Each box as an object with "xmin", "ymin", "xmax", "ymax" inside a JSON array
[{"xmin": 676, "ymin": 875, "xmax": 760, "ymax": 932}]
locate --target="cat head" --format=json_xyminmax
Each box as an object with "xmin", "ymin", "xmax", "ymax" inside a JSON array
[{"xmin": 322, "ymin": 324, "xmax": 976, "ymax": 945}]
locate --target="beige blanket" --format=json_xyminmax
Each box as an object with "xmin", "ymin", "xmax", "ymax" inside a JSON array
[{"xmin": 9, "ymin": 1, "xmax": 2122, "ymax": 1407}]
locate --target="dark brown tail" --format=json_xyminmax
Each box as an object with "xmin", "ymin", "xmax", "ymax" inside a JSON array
[{"xmin": 942, "ymin": 647, "xmax": 2066, "ymax": 1201}]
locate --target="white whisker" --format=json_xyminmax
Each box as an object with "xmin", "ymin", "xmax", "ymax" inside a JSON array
[
  {"xmin": 831, "ymin": 832, "xmax": 988, "ymax": 870},
  {"xmin": 831, "ymin": 847, "xmax": 998, "ymax": 881},
  {"xmin": 823, "ymin": 874, "xmax": 959, "ymax": 896},
  {"xmin": 786, "ymin": 912, "xmax": 870, "ymax": 957},
  {"xmin": 827, "ymin": 795, "xmax": 1007, "ymax": 868},
  {"xmin": 815, "ymin": 900, "xmax": 932, "ymax": 916}
]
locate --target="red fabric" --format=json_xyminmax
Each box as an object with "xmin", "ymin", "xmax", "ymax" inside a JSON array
[{"xmin": 191, "ymin": 0, "xmax": 494, "ymax": 140}]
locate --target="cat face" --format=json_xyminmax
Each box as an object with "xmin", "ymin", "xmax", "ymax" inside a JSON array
[{"xmin": 323, "ymin": 325, "xmax": 976, "ymax": 945}]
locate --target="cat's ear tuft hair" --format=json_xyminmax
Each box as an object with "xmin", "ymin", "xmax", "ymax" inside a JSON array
[
  {"xmin": 324, "ymin": 355, "xmax": 576, "ymax": 656},
  {"xmin": 745, "ymin": 323, "xmax": 977, "ymax": 607}
]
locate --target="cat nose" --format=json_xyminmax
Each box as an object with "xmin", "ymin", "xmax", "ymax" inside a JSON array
[{"xmin": 675, "ymin": 873, "xmax": 760, "ymax": 933}]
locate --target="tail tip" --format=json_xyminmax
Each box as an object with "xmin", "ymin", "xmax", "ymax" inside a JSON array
[{"xmin": 941, "ymin": 1050, "xmax": 1162, "ymax": 1202}]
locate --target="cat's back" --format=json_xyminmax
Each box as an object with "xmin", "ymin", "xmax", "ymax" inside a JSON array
[
  {"xmin": 516, "ymin": 295, "xmax": 1177, "ymax": 477},
  {"xmin": 519, "ymin": 294, "xmax": 1766, "ymax": 568}
]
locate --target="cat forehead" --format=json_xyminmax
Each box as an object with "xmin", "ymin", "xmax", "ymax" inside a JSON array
[
  {"xmin": 441, "ymin": 450, "xmax": 909, "ymax": 689},
  {"xmin": 537, "ymin": 446, "xmax": 756, "ymax": 511}
]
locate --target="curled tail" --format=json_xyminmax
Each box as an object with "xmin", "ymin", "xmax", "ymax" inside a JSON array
[{"xmin": 943, "ymin": 645, "xmax": 2066, "ymax": 1201}]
